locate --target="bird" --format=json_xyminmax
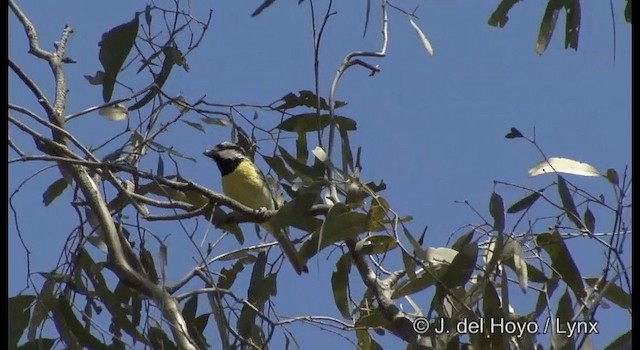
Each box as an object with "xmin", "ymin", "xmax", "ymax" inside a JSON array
[{"xmin": 203, "ymin": 141, "xmax": 308, "ymax": 275}]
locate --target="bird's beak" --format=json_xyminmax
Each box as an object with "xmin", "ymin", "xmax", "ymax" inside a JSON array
[{"xmin": 203, "ymin": 149, "xmax": 215, "ymax": 158}]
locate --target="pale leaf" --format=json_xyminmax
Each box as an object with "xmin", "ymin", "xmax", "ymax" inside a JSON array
[{"xmin": 528, "ymin": 157, "xmax": 600, "ymax": 177}]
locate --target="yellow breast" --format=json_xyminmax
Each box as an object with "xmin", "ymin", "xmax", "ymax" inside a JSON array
[{"xmin": 221, "ymin": 159, "xmax": 275, "ymax": 210}]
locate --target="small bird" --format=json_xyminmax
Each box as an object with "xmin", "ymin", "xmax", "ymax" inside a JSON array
[{"xmin": 203, "ymin": 142, "xmax": 308, "ymax": 275}]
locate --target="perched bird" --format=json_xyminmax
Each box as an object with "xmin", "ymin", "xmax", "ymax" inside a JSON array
[{"xmin": 203, "ymin": 142, "xmax": 308, "ymax": 275}]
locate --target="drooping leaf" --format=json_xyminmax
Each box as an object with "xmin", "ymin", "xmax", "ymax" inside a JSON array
[
  {"xmin": 128, "ymin": 46, "xmax": 180, "ymax": 111},
  {"xmin": 156, "ymin": 154, "xmax": 164, "ymax": 177},
  {"xmin": 182, "ymin": 295, "xmax": 198, "ymax": 324},
  {"xmin": 489, "ymin": 192, "xmax": 505, "ymax": 233},
  {"xmin": 9, "ymin": 295, "xmax": 36, "ymax": 347},
  {"xmin": 624, "ymin": 0, "xmax": 631, "ymax": 23},
  {"xmin": 42, "ymin": 178, "xmax": 68, "ymax": 206},
  {"xmin": 99, "ymin": 15, "xmax": 140, "ymax": 102},
  {"xmin": 504, "ymin": 238, "xmax": 529, "ymax": 293},
  {"xmin": 488, "ymin": 0, "xmax": 521, "ymax": 27},
  {"xmin": 605, "ymin": 168, "xmax": 619, "ymax": 185},
  {"xmin": 441, "ymin": 242, "xmax": 478, "ymax": 288},
  {"xmin": 536, "ymin": 0, "xmax": 563, "ymax": 55},
  {"xmin": 279, "ymin": 146, "xmax": 323, "ymax": 181},
  {"xmin": 331, "ymin": 254, "xmax": 352, "ymax": 318},
  {"xmin": 251, "ymin": 0, "xmax": 277, "ymax": 17},
  {"xmin": 28, "ymin": 273, "xmax": 57, "ymax": 341},
  {"xmin": 144, "ymin": 5, "xmax": 152, "ymax": 26},
  {"xmin": 56, "ymin": 296, "xmax": 106, "ymax": 349},
  {"xmin": 451, "ymin": 229, "xmax": 475, "ymax": 251},
  {"xmin": 408, "ymin": 16, "xmax": 433, "ymax": 56},
  {"xmin": 551, "ymin": 288, "xmax": 575, "ymax": 349},
  {"xmin": 557, "ymin": 175, "xmax": 587, "ymax": 232},
  {"xmin": 565, "ymin": 0, "xmax": 581, "ymax": 50},
  {"xmin": 534, "ymin": 231, "xmax": 586, "ymax": 300},
  {"xmin": 528, "ymin": 157, "xmax": 600, "ymax": 177},
  {"xmin": 583, "ymin": 206, "xmax": 595, "ymax": 234}
]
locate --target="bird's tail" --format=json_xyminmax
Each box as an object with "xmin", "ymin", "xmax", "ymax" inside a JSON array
[{"xmin": 264, "ymin": 223, "xmax": 308, "ymax": 275}]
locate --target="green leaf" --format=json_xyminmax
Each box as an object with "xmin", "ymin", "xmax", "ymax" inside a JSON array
[
  {"xmin": 200, "ymin": 115, "xmax": 229, "ymax": 126},
  {"xmin": 84, "ymin": 71, "xmax": 104, "ymax": 85},
  {"xmin": 504, "ymin": 127, "xmax": 523, "ymax": 139},
  {"xmin": 28, "ymin": 273, "xmax": 57, "ymax": 341},
  {"xmin": 584, "ymin": 278, "xmax": 631, "ymax": 310},
  {"xmin": 128, "ymin": 46, "xmax": 179, "ymax": 111},
  {"xmin": 451, "ymin": 229, "xmax": 475, "ymax": 251},
  {"xmin": 536, "ymin": 0, "xmax": 563, "ymax": 55},
  {"xmin": 534, "ymin": 231, "xmax": 586, "ymax": 300},
  {"xmin": 503, "ymin": 259, "xmax": 548, "ymax": 283},
  {"xmin": 276, "ymin": 113, "xmax": 357, "ymax": 133},
  {"xmin": 624, "ymin": 0, "xmax": 631, "ymax": 23},
  {"xmin": 605, "ymin": 168, "xmax": 619, "ymax": 185},
  {"xmin": 507, "ymin": 190, "xmax": 543, "ymax": 214},
  {"xmin": 270, "ymin": 192, "xmax": 322, "ymax": 233},
  {"xmin": 144, "ymin": 5, "xmax": 152, "ymax": 26},
  {"xmin": 9, "ymin": 295, "xmax": 36, "ymax": 347},
  {"xmin": 182, "ymin": 295, "xmax": 198, "ymax": 324},
  {"xmin": 146, "ymin": 138, "xmax": 196, "ymax": 162},
  {"xmin": 274, "ymin": 90, "xmax": 347, "ymax": 111},
  {"xmin": 355, "ymin": 329, "xmax": 383, "ymax": 350},
  {"xmin": 503, "ymin": 237, "xmax": 528, "ymax": 293},
  {"xmin": 182, "ymin": 120, "xmax": 205, "ymax": 133},
  {"xmin": 583, "ymin": 206, "xmax": 595, "ymax": 234},
  {"xmin": 99, "ymin": 14, "xmax": 139, "ymax": 102},
  {"xmin": 605, "ymin": 330, "xmax": 632, "ymax": 350},
  {"xmin": 366, "ymin": 197, "xmax": 389, "ymax": 232},
  {"xmin": 340, "ymin": 127, "xmax": 355, "ymax": 172},
  {"xmin": 401, "ymin": 222, "xmax": 425, "ymax": 260},
  {"xmin": 565, "ymin": 0, "xmax": 581, "ymax": 50},
  {"xmin": 262, "ymin": 155, "xmax": 295, "ymax": 183},
  {"xmin": 488, "ymin": 0, "xmax": 520, "ymax": 28},
  {"xmin": 238, "ymin": 253, "xmax": 268, "ymax": 343},
  {"xmin": 42, "ymin": 178, "xmax": 68, "ymax": 206},
  {"xmin": 442, "ymin": 242, "xmax": 478, "ymax": 288},
  {"xmin": 140, "ymin": 249, "xmax": 159, "ymax": 283},
  {"xmin": 149, "ymin": 326, "xmax": 177, "ymax": 350},
  {"xmin": 552, "ymin": 288, "xmax": 575, "ymax": 349},
  {"xmin": 156, "ymin": 154, "xmax": 164, "ymax": 177},
  {"xmin": 489, "ymin": 192, "xmax": 505, "ymax": 233},
  {"xmin": 331, "ymin": 254, "xmax": 352, "ymax": 318},
  {"xmin": 319, "ymin": 204, "xmax": 369, "ymax": 248},
  {"xmin": 251, "ymin": 0, "xmax": 277, "ymax": 17},
  {"xmin": 391, "ymin": 270, "xmax": 437, "ymax": 298},
  {"xmin": 402, "ymin": 250, "xmax": 417, "ymax": 280},
  {"xmin": 484, "ymin": 282, "xmax": 510, "ymax": 349},
  {"xmin": 279, "ymin": 146, "xmax": 323, "ymax": 180},
  {"xmin": 356, "ymin": 235, "xmax": 397, "ymax": 255},
  {"xmin": 218, "ymin": 258, "xmax": 250, "ymax": 289},
  {"xmin": 57, "ymin": 296, "xmax": 107, "ymax": 350},
  {"xmin": 557, "ymin": 175, "xmax": 587, "ymax": 231}
]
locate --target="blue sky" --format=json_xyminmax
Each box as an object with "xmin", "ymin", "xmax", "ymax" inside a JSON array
[{"xmin": 9, "ymin": 0, "xmax": 631, "ymax": 349}]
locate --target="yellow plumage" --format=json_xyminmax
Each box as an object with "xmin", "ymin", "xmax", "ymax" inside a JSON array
[
  {"xmin": 221, "ymin": 159, "xmax": 275, "ymax": 211},
  {"xmin": 204, "ymin": 142, "xmax": 307, "ymax": 275}
]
